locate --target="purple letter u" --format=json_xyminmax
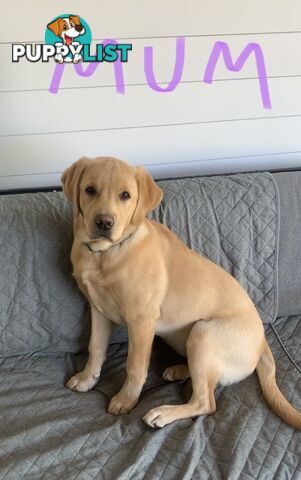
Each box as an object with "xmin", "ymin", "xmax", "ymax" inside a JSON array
[{"xmin": 144, "ymin": 37, "xmax": 185, "ymax": 92}]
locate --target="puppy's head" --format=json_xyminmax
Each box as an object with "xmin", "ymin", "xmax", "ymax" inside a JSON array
[
  {"xmin": 62, "ymin": 157, "xmax": 163, "ymax": 251},
  {"xmin": 47, "ymin": 16, "xmax": 85, "ymax": 44}
]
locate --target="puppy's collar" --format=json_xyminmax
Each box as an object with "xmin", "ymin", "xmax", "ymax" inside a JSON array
[
  {"xmin": 83, "ymin": 232, "xmax": 134, "ymax": 254},
  {"xmin": 85, "ymin": 242, "xmax": 102, "ymax": 253}
]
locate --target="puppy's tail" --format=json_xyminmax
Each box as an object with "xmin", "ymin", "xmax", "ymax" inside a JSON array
[{"xmin": 256, "ymin": 341, "xmax": 301, "ymax": 430}]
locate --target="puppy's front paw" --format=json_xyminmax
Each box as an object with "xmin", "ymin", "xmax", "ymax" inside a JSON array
[
  {"xmin": 54, "ymin": 54, "xmax": 64, "ymax": 63},
  {"xmin": 66, "ymin": 371, "xmax": 99, "ymax": 392},
  {"xmin": 108, "ymin": 392, "xmax": 138, "ymax": 415},
  {"xmin": 73, "ymin": 53, "xmax": 83, "ymax": 63}
]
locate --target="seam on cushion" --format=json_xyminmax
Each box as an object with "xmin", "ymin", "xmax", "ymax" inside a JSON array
[
  {"xmin": 159, "ymin": 173, "xmax": 278, "ymax": 324},
  {"xmin": 267, "ymin": 172, "xmax": 280, "ymax": 322},
  {"xmin": 270, "ymin": 322, "xmax": 301, "ymax": 375},
  {"xmin": 276, "ymin": 316, "xmax": 301, "ymax": 363}
]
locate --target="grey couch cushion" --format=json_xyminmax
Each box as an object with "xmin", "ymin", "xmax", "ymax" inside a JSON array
[
  {"xmin": 0, "ymin": 172, "xmax": 279, "ymax": 357},
  {"xmin": 158, "ymin": 172, "xmax": 279, "ymax": 323},
  {"xmin": 273, "ymin": 172, "xmax": 301, "ymax": 317},
  {"xmin": 0, "ymin": 192, "xmax": 89, "ymax": 356}
]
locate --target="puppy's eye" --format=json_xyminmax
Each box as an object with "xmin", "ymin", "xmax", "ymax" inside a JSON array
[
  {"xmin": 85, "ymin": 186, "xmax": 96, "ymax": 196},
  {"xmin": 120, "ymin": 191, "xmax": 131, "ymax": 201},
  {"xmin": 70, "ymin": 22, "xmax": 74, "ymax": 27},
  {"xmin": 63, "ymin": 24, "xmax": 68, "ymax": 30}
]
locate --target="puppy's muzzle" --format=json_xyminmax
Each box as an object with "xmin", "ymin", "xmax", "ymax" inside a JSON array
[{"xmin": 94, "ymin": 214, "xmax": 115, "ymax": 235}]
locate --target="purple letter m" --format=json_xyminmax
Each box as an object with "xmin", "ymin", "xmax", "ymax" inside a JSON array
[{"xmin": 204, "ymin": 41, "xmax": 271, "ymax": 109}]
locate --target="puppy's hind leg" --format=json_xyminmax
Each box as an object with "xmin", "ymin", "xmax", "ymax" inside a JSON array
[
  {"xmin": 163, "ymin": 364, "xmax": 190, "ymax": 381},
  {"xmin": 143, "ymin": 321, "xmax": 219, "ymax": 428}
]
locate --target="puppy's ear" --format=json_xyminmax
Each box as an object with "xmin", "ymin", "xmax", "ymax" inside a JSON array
[
  {"xmin": 47, "ymin": 18, "xmax": 62, "ymax": 37},
  {"xmin": 70, "ymin": 15, "xmax": 81, "ymax": 25},
  {"xmin": 61, "ymin": 157, "xmax": 91, "ymax": 216},
  {"xmin": 132, "ymin": 167, "xmax": 163, "ymax": 226}
]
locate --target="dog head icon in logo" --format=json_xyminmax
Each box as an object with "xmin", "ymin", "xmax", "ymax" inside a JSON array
[{"xmin": 46, "ymin": 14, "xmax": 92, "ymax": 63}]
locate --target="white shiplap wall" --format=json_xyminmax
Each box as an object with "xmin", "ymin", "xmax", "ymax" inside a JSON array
[{"xmin": 0, "ymin": 0, "xmax": 301, "ymax": 189}]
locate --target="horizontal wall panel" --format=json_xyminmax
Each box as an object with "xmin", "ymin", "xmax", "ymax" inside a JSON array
[
  {"xmin": 1, "ymin": 153, "xmax": 301, "ymax": 191},
  {"xmin": 0, "ymin": 116, "xmax": 300, "ymax": 189},
  {"xmin": 1, "ymin": 1, "xmax": 300, "ymax": 44},
  {"xmin": 1, "ymin": 77, "xmax": 301, "ymax": 137}
]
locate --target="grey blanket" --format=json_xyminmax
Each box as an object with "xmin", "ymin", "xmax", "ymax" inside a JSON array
[
  {"xmin": 1, "ymin": 171, "xmax": 299, "ymax": 480},
  {"xmin": 0, "ymin": 317, "xmax": 300, "ymax": 479}
]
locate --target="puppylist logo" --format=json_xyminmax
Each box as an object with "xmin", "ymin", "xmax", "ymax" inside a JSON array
[{"xmin": 12, "ymin": 14, "xmax": 132, "ymax": 64}]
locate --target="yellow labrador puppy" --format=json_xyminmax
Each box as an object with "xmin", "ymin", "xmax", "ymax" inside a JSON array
[{"xmin": 62, "ymin": 156, "xmax": 301, "ymax": 429}]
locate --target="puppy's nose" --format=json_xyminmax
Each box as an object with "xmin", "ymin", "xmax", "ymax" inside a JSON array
[
  {"xmin": 95, "ymin": 214, "xmax": 115, "ymax": 232},
  {"xmin": 75, "ymin": 25, "xmax": 84, "ymax": 32}
]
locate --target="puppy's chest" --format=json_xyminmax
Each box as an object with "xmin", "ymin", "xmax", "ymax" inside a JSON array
[{"xmin": 74, "ymin": 267, "xmax": 125, "ymax": 325}]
